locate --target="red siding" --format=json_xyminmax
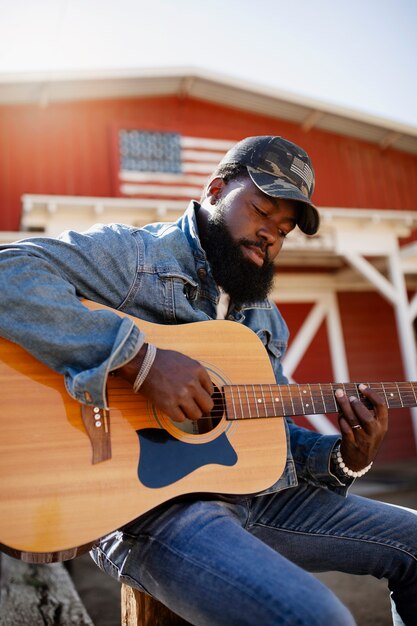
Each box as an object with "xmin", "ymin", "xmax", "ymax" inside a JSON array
[
  {"xmin": 278, "ymin": 301, "xmax": 339, "ymax": 435},
  {"xmin": 1, "ymin": 94, "xmax": 417, "ymax": 230},
  {"xmin": 278, "ymin": 301, "xmax": 336, "ymax": 431},
  {"xmin": 278, "ymin": 296, "xmax": 417, "ymax": 462},
  {"xmin": 338, "ymin": 292, "xmax": 416, "ymax": 461}
]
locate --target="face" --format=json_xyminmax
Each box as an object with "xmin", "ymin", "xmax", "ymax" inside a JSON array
[{"xmin": 201, "ymin": 176, "xmax": 298, "ymax": 306}]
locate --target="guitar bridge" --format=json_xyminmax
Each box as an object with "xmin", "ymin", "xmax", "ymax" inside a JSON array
[{"xmin": 80, "ymin": 405, "xmax": 112, "ymax": 464}]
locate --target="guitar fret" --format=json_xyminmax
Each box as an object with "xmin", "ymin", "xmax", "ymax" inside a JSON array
[
  {"xmin": 300, "ymin": 385, "xmax": 312, "ymax": 414},
  {"xmin": 298, "ymin": 384, "xmax": 306, "ymax": 414},
  {"xmin": 380, "ymin": 383, "xmax": 390, "ymax": 406},
  {"xmin": 307, "ymin": 384, "xmax": 316, "ymax": 414},
  {"xmin": 306, "ymin": 384, "xmax": 325, "ymax": 414},
  {"xmin": 399, "ymin": 382, "xmax": 417, "ymax": 407},
  {"xmin": 384, "ymin": 385, "xmax": 400, "ymax": 408},
  {"xmin": 252, "ymin": 385, "xmax": 260, "ymax": 418},
  {"xmin": 244, "ymin": 385, "xmax": 251, "ymax": 419},
  {"xmin": 387, "ymin": 387, "xmax": 396, "ymax": 407},
  {"xmin": 269, "ymin": 384, "xmax": 277, "ymax": 416},
  {"xmin": 342, "ymin": 382, "xmax": 359, "ymax": 400},
  {"xmin": 277, "ymin": 384, "xmax": 285, "ymax": 415},
  {"xmin": 260, "ymin": 384, "xmax": 268, "ymax": 416},
  {"xmin": 227, "ymin": 386, "xmax": 237, "ymax": 420},
  {"xmin": 396, "ymin": 382, "xmax": 404, "ymax": 407},
  {"xmin": 324, "ymin": 384, "xmax": 337, "ymax": 413},
  {"xmin": 222, "ymin": 380, "xmax": 417, "ymax": 421},
  {"xmin": 319, "ymin": 384, "xmax": 328, "ymax": 413},
  {"xmin": 272, "ymin": 385, "xmax": 283, "ymax": 415},
  {"xmin": 368, "ymin": 382, "xmax": 383, "ymax": 406},
  {"xmin": 235, "ymin": 385, "xmax": 243, "ymax": 420},
  {"xmin": 411, "ymin": 383, "xmax": 417, "ymax": 405},
  {"xmin": 287, "ymin": 384, "xmax": 296, "ymax": 416}
]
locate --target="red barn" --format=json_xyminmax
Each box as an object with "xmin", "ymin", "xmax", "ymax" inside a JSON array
[{"xmin": 1, "ymin": 67, "xmax": 417, "ymax": 462}]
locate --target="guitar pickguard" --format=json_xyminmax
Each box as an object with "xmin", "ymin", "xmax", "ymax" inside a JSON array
[{"xmin": 136, "ymin": 428, "xmax": 238, "ymax": 488}]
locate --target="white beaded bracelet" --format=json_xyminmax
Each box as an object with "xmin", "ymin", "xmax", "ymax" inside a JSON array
[
  {"xmin": 334, "ymin": 445, "xmax": 373, "ymax": 479},
  {"xmin": 132, "ymin": 344, "xmax": 157, "ymax": 393}
]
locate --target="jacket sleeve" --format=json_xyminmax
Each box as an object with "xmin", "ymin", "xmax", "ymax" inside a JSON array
[{"xmin": 0, "ymin": 224, "xmax": 144, "ymax": 408}]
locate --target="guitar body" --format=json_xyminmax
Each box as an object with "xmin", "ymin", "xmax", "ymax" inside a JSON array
[{"xmin": 0, "ymin": 302, "xmax": 286, "ymax": 558}]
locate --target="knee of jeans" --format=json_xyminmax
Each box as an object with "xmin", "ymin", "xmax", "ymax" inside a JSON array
[
  {"xmin": 280, "ymin": 588, "xmax": 356, "ymax": 626},
  {"xmin": 312, "ymin": 601, "xmax": 355, "ymax": 626}
]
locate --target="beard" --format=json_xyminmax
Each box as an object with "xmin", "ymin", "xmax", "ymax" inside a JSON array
[{"xmin": 202, "ymin": 204, "xmax": 275, "ymax": 308}]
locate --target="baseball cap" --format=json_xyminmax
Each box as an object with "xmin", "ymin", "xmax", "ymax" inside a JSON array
[{"xmin": 218, "ymin": 136, "xmax": 319, "ymax": 235}]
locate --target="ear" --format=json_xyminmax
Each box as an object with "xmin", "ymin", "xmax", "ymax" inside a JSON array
[{"xmin": 206, "ymin": 177, "xmax": 226, "ymax": 205}]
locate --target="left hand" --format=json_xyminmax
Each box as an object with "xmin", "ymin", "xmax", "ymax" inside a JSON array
[{"xmin": 335, "ymin": 385, "xmax": 388, "ymax": 471}]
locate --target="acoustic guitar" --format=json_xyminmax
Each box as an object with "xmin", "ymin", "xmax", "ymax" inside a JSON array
[{"xmin": 1, "ymin": 300, "xmax": 416, "ymax": 561}]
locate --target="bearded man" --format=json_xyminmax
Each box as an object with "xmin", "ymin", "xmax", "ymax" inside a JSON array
[{"xmin": 1, "ymin": 136, "xmax": 416, "ymax": 626}]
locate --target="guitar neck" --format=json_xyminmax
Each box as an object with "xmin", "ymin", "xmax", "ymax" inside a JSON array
[{"xmin": 223, "ymin": 381, "xmax": 417, "ymax": 420}]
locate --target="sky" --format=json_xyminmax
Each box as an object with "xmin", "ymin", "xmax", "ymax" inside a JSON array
[{"xmin": 0, "ymin": 0, "xmax": 416, "ymax": 128}]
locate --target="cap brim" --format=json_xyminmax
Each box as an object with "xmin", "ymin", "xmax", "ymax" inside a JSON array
[{"xmin": 247, "ymin": 167, "xmax": 320, "ymax": 235}]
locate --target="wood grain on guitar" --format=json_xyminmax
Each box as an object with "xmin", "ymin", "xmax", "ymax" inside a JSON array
[{"xmin": 1, "ymin": 300, "xmax": 416, "ymax": 562}]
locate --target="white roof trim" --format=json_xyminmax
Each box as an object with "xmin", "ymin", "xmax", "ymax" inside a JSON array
[{"xmin": 20, "ymin": 193, "xmax": 417, "ymax": 226}]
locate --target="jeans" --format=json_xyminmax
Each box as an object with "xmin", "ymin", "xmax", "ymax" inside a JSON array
[{"xmin": 90, "ymin": 481, "xmax": 417, "ymax": 626}]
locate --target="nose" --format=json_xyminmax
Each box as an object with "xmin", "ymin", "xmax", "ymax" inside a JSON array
[{"xmin": 257, "ymin": 223, "xmax": 277, "ymax": 246}]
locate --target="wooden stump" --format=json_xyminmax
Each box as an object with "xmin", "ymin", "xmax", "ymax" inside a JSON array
[
  {"xmin": 0, "ymin": 553, "xmax": 93, "ymax": 626},
  {"xmin": 121, "ymin": 583, "xmax": 192, "ymax": 626}
]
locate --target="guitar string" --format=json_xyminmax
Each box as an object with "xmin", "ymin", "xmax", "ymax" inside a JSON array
[
  {"xmin": 115, "ymin": 382, "xmax": 417, "ymax": 419},
  {"xmin": 193, "ymin": 383, "xmax": 416, "ymax": 401},
  {"xmin": 117, "ymin": 384, "xmax": 417, "ymax": 404},
  {"xmin": 165, "ymin": 398, "xmax": 417, "ymax": 420},
  {"xmin": 111, "ymin": 381, "xmax": 416, "ymax": 395},
  {"xmin": 207, "ymin": 382, "xmax": 415, "ymax": 419}
]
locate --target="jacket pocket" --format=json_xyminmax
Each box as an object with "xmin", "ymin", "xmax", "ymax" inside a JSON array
[{"xmin": 158, "ymin": 271, "xmax": 199, "ymax": 323}]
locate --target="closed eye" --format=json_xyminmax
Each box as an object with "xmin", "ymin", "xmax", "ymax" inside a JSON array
[
  {"xmin": 253, "ymin": 205, "xmax": 268, "ymax": 218},
  {"xmin": 253, "ymin": 203, "xmax": 294, "ymax": 239}
]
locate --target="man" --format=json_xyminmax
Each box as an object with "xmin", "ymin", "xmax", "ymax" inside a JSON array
[{"xmin": 1, "ymin": 136, "xmax": 416, "ymax": 625}]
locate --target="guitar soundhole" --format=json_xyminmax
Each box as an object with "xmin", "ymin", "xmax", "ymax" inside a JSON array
[
  {"xmin": 196, "ymin": 384, "xmax": 225, "ymax": 434},
  {"xmin": 167, "ymin": 384, "xmax": 225, "ymax": 435}
]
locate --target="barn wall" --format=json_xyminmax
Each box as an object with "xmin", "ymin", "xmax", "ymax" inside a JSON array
[
  {"xmin": 278, "ymin": 294, "xmax": 417, "ymax": 461},
  {"xmin": 1, "ymin": 94, "xmax": 417, "ymax": 230}
]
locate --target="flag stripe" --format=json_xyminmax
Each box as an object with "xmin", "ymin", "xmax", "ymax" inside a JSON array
[
  {"xmin": 182, "ymin": 162, "xmax": 218, "ymax": 174},
  {"xmin": 290, "ymin": 161, "xmax": 314, "ymax": 190},
  {"xmin": 120, "ymin": 184, "xmax": 203, "ymax": 197},
  {"xmin": 119, "ymin": 171, "xmax": 209, "ymax": 185},
  {"xmin": 182, "ymin": 149, "xmax": 226, "ymax": 162},
  {"xmin": 181, "ymin": 137, "xmax": 235, "ymax": 150},
  {"xmin": 118, "ymin": 132, "xmax": 235, "ymax": 201}
]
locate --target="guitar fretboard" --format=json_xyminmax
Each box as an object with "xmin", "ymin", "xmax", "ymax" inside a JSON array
[{"xmin": 222, "ymin": 382, "xmax": 417, "ymax": 420}]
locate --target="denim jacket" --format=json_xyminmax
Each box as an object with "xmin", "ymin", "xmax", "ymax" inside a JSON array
[{"xmin": 0, "ymin": 201, "xmax": 347, "ymax": 494}]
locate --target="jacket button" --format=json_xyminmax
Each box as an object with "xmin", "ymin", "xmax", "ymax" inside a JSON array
[{"xmin": 197, "ymin": 268, "xmax": 207, "ymax": 279}]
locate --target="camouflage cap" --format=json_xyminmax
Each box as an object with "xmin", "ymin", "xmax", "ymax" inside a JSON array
[{"xmin": 219, "ymin": 136, "xmax": 319, "ymax": 235}]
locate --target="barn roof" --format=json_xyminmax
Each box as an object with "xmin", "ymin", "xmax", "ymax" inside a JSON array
[{"xmin": 1, "ymin": 66, "xmax": 416, "ymax": 155}]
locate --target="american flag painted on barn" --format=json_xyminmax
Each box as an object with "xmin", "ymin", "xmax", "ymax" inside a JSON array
[{"xmin": 118, "ymin": 130, "xmax": 235, "ymax": 199}]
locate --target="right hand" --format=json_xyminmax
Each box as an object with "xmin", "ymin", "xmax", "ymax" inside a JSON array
[{"xmin": 118, "ymin": 346, "xmax": 214, "ymax": 423}]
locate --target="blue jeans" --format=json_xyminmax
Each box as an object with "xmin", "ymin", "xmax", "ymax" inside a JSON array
[{"xmin": 91, "ymin": 482, "xmax": 417, "ymax": 626}]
